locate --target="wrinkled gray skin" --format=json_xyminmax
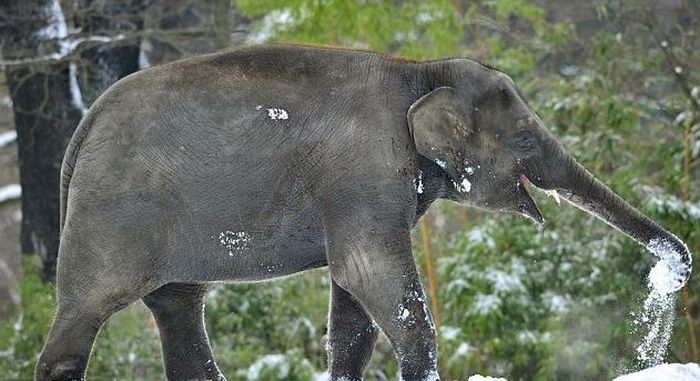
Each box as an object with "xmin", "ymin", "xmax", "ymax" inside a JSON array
[{"xmin": 37, "ymin": 45, "xmax": 692, "ymax": 381}]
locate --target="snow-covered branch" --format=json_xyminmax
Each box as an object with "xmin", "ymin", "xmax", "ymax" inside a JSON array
[
  {"xmin": 0, "ymin": 130, "xmax": 17, "ymax": 150},
  {"xmin": 0, "ymin": 34, "xmax": 127, "ymax": 67},
  {"xmin": 0, "ymin": 184, "xmax": 21, "ymax": 204}
]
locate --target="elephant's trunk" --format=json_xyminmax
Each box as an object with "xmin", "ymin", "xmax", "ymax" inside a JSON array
[{"xmin": 525, "ymin": 131, "xmax": 692, "ymax": 293}]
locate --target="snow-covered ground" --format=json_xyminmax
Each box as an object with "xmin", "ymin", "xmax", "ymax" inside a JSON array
[
  {"xmin": 613, "ymin": 363, "xmax": 700, "ymax": 381},
  {"xmin": 468, "ymin": 375, "xmax": 508, "ymax": 381},
  {"xmin": 466, "ymin": 363, "xmax": 700, "ymax": 381}
]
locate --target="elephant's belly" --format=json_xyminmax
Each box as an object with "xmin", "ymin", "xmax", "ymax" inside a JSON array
[{"xmin": 169, "ymin": 203, "xmax": 328, "ymax": 283}]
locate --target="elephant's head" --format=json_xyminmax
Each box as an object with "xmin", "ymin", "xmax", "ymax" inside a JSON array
[{"xmin": 408, "ymin": 60, "xmax": 692, "ymax": 292}]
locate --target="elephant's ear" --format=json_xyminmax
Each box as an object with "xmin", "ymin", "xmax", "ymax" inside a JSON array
[{"xmin": 407, "ymin": 86, "xmax": 473, "ymax": 171}]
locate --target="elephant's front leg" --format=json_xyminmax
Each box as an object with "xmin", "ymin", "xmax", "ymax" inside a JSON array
[
  {"xmin": 323, "ymin": 206, "xmax": 439, "ymax": 381},
  {"xmin": 327, "ymin": 279, "xmax": 379, "ymax": 380}
]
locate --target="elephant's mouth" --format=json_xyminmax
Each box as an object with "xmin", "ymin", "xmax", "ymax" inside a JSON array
[{"xmin": 516, "ymin": 174, "xmax": 544, "ymax": 224}]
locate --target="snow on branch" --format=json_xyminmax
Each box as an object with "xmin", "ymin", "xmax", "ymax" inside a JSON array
[
  {"xmin": 0, "ymin": 0, "xmax": 125, "ymax": 67},
  {"xmin": 0, "ymin": 184, "xmax": 21, "ymax": 204},
  {"xmin": 0, "ymin": 130, "xmax": 17, "ymax": 150},
  {"xmin": 0, "ymin": 34, "xmax": 127, "ymax": 67}
]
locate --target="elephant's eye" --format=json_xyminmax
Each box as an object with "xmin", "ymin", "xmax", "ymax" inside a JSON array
[{"xmin": 510, "ymin": 130, "xmax": 538, "ymax": 155}]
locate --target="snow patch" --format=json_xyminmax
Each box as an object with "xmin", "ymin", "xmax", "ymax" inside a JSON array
[
  {"xmin": 440, "ymin": 325, "xmax": 460, "ymax": 341},
  {"xmin": 311, "ymin": 371, "xmax": 330, "ymax": 381},
  {"xmin": 691, "ymin": 86, "xmax": 700, "ymax": 99},
  {"xmin": 246, "ymin": 354, "xmax": 289, "ymax": 381},
  {"xmin": 469, "ymin": 294, "xmax": 501, "ymax": 316},
  {"xmin": 217, "ymin": 231, "xmax": 250, "ymax": 256},
  {"xmin": 434, "ymin": 159, "xmax": 446, "ymax": 169},
  {"xmin": 248, "ymin": 10, "xmax": 294, "ymax": 44},
  {"xmin": 138, "ymin": 42, "xmax": 151, "ymax": 69},
  {"xmin": 266, "ymin": 108, "xmax": 289, "ymax": 120},
  {"xmin": 468, "ymin": 375, "xmax": 508, "ymax": 381},
  {"xmin": 0, "ymin": 184, "xmax": 21, "ymax": 204},
  {"xmin": 0, "ymin": 130, "xmax": 17, "ymax": 149},
  {"xmin": 613, "ymin": 363, "xmax": 700, "ymax": 381},
  {"xmin": 544, "ymin": 189, "xmax": 561, "ymax": 205},
  {"xmin": 1, "ymin": 96, "xmax": 12, "ymax": 108},
  {"xmin": 457, "ymin": 178, "xmax": 471, "ymax": 193},
  {"xmin": 68, "ymin": 63, "xmax": 87, "ymax": 115},
  {"xmin": 36, "ymin": 0, "xmax": 68, "ymax": 40},
  {"xmin": 415, "ymin": 170, "xmax": 424, "ymax": 194},
  {"xmin": 399, "ymin": 307, "xmax": 410, "ymax": 321}
]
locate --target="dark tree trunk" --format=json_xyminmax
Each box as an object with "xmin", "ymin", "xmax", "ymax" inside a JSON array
[
  {"xmin": 1, "ymin": 0, "xmax": 84, "ymax": 281},
  {"xmin": 76, "ymin": 0, "xmax": 143, "ymax": 104},
  {"xmin": 0, "ymin": 0, "xmax": 142, "ymax": 281}
]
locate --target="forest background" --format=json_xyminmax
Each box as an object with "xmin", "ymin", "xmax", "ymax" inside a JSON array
[{"xmin": 0, "ymin": 0, "xmax": 698, "ymax": 380}]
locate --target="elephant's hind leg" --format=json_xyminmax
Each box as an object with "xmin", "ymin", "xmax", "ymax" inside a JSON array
[
  {"xmin": 36, "ymin": 247, "xmax": 149, "ymax": 380},
  {"xmin": 143, "ymin": 283, "xmax": 225, "ymax": 381}
]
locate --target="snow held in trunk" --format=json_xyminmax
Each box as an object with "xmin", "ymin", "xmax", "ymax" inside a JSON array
[
  {"xmin": 646, "ymin": 237, "xmax": 692, "ymax": 294},
  {"xmin": 633, "ymin": 237, "xmax": 692, "ymax": 367}
]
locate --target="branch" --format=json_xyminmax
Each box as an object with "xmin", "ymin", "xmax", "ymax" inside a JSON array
[{"xmin": 0, "ymin": 34, "xmax": 126, "ymax": 67}]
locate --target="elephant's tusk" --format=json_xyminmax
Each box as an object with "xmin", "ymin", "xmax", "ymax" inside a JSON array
[{"xmin": 544, "ymin": 189, "xmax": 561, "ymax": 205}]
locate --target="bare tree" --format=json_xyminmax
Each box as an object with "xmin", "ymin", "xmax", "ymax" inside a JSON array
[{"xmin": 0, "ymin": 0, "xmax": 142, "ymax": 281}]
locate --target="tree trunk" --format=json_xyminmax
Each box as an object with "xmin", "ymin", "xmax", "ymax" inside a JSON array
[
  {"xmin": 0, "ymin": 0, "xmax": 142, "ymax": 281},
  {"xmin": 1, "ymin": 0, "xmax": 83, "ymax": 281}
]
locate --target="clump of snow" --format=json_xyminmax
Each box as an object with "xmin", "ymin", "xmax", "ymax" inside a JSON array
[
  {"xmin": 456, "ymin": 178, "xmax": 472, "ymax": 193},
  {"xmin": 646, "ymin": 237, "xmax": 691, "ymax": 293},
  {"xmin": 0, "ymin": 130, "xmax": 17, "ymax": 149},
  {"xmin": 398, "ymin": 307, "xmax": 410, "ymax": 322},
  {"xmin": 217, "ymin": 231, "xmax": 250, "ymax": 256},
  {"xmin": 468, "ymin": 375, "xmax": 508, "ymax": 381},
  {"xmin": 691, "ymin": 86, "xmax": 700, "ymax": 99},
  {"xmin": 415, "ymin": 170, "xmax": 424, "ymax": 194},
  {"xmin": 435, "ymin": 159, "xmax": 447, "ymax": 169},
  {"xmin": 543, "ymin": 189, "xmax": 561, "ymax": 205},
  {"xmin": 649, "ymin": 260, "xmax": 683, "ymax": 296},
  {"xmin": 266, "ymin": 108, "xmax": 289, "ymax": 120},
  {"xmin": 613, "ymin": 363, "xmax": 700, "ymax": 381},
  {"xmin": 246, "ymin": 354, "xmax": 289, "ymax": 381},
  {"xmin": 0, "ymin": 184, "xmax": 21, "ymax": 204}
]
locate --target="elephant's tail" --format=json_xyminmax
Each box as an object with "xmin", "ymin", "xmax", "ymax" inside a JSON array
[{"xmin": 59, "ymin": 109, "xmax": 97, "ymax": 234}]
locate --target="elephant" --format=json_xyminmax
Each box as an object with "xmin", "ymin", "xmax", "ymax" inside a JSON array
[{"xmin": 36, "ymin": 44, "xmax": 692, "ymax": 381}]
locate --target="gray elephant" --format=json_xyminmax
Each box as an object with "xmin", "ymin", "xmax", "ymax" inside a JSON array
[{"xmin": 36, "ymin": 44, "xmax": 692, "ymax": 381}]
